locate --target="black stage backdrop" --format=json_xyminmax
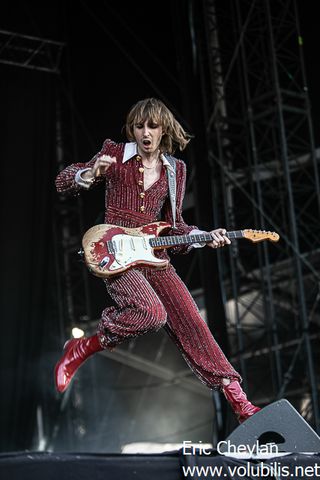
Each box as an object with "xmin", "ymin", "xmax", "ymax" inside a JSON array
[{"xmin": 0, "ymin": 65, "xmax": 57, "ymax": 451}]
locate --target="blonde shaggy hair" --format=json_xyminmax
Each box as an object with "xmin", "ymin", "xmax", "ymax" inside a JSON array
[{"xmin": 125, "ymin": 98, "xmax": 192, "ymax": 154}]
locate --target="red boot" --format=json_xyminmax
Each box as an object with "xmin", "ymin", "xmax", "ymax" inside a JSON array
[
  {"xmin": 54, "ymin": 334, "xmax": 103, "ymax": 393},
  {"xmin": 222, "ymin": 380, "xmax": 261, "ymax": 423}
]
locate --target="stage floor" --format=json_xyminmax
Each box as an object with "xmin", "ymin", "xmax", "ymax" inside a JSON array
[{"xmin": 1, "ymin": 450, "xmax": 320, "ymax": 480}]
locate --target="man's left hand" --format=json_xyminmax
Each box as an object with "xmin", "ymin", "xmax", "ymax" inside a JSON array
[{"xmin": 207, "ymin": 228, "xmax": 231, "ymax": 249}]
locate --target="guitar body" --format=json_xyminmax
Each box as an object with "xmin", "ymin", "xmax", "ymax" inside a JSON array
[
  {"xmin": 82, "ymin": 221, "xmax": 280, "ymax": 279},
  {"xmin": 82, "ymin": 221, "xmax": 172, "ymax": 278}
]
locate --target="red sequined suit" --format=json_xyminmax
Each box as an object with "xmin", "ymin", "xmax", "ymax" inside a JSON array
[{"xmin": 55, "ymin": 139, "xmax": 241, "ymax": 388}]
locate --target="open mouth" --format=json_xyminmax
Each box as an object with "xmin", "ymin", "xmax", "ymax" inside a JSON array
[{"xmin": 142, "ymin": 139, "xmax": 151, "ymax": 146}]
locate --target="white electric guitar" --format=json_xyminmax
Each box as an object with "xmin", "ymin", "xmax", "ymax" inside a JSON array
[{"xmin": 81, "ymin": 221, "xmax": 280, "ymax": 279}]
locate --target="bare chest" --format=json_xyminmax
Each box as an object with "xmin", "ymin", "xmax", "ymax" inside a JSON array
[{"xmin": 143, "ymin": 164, "xmax": 162, "ymax": 190}]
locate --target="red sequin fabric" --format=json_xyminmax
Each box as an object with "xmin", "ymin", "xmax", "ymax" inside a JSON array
[{"xmin": 55, "ymin": 139, "xmax": 241, "ymax": 388}]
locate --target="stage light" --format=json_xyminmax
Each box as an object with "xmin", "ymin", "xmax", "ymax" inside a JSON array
[{"xmin": 72, "ymin": 327, "xmax": 85, "ymax": 338}]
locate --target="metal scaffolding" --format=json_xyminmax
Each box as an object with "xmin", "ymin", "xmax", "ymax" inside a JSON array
[
  {"xmin": 54, "ymin": 97, "xmax": 93, "ymax": 335},
  {"xmin": 0, "ymin": 29, "xmax": 87, "ymax": 448},
  {"xmin": 189, "ymin": 0, "xmax": 320, "ymax": 431},
  {"xmin": 0, "ymin": 29, "xmax": 64, "ymax": 73},
  {"xmin": 0, "ymin": 30, "xmax": 80, "ymax": 338}
]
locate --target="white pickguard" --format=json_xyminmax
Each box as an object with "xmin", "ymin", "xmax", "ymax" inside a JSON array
[{"xmin": 108, "ymin": 234, "xmax": 163, "ymax": 271}]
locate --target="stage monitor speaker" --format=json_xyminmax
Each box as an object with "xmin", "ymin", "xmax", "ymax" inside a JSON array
[{"xmin": 219, "ymin": 399, "xmax": 320, "ymax": 454}]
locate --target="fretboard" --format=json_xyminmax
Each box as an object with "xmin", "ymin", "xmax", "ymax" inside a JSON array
[{"xmin": 150, "ymin": 230, "xmax": 244, "ymax": 248}]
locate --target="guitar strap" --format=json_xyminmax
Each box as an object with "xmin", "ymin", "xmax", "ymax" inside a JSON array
[{"xmin": 164, "ymin": 154, "xmax": 177, "ymax": 229}]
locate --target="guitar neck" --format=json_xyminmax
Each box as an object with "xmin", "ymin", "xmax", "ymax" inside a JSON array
[{"xmin": 150, "ymin": 231, "xmax": 244, "ymax": 249}]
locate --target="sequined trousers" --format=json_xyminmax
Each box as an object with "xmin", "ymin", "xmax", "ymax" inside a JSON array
[{"xmin": 97, "ymin": 265, "xmax": 241, "ymax": 389}]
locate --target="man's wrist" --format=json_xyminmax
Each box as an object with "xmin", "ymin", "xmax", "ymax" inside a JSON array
[
  {"xmin": 75, "ymin": 168, "xmax": 95, "ymax": 189},
  {"xmin": 82, "ymin": 169, "xmax": 95, "ymax": 181}
]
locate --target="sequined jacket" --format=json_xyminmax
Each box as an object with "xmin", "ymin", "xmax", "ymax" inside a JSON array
[{"xmin": 55, "ymin": 139, "xmax": 198, "ymax": 255}]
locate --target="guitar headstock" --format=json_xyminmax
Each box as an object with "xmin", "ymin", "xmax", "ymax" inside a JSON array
[{"xmin": 243, "ymin": 229, "xmax": 280, "ymax": 243}]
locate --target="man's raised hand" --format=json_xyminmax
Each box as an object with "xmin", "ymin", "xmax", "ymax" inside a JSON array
[{"xmin": 91, "ymin": 155, "xmax": 117, "ymax": 177}]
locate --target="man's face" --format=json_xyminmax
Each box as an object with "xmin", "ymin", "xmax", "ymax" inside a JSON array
[{"xmin": 133, "ymin": 119, "xmax": 163, "ymax": 154}]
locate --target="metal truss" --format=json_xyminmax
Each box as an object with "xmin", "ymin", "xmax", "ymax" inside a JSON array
[
  {"xmin": 0, "ymin": 29, "xmax": 64, "ymax": 73},
  {"xmin": 0, "ymin": 30, "xmax": 79, "ymax": 336},
  {"xmin": 0, "ymin": 29, "xmax": 76, "ymax": 334},
  {"xmin": 54, "ymin": 96, "xmax": 94, "ymax": 338},
  {"xmin": 192, "ymin": 0, "xmax": 320, "ymax": 431},
  {"xmin": 0, "ymin": 29, "xmax": 95, "ymax": 451}
]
